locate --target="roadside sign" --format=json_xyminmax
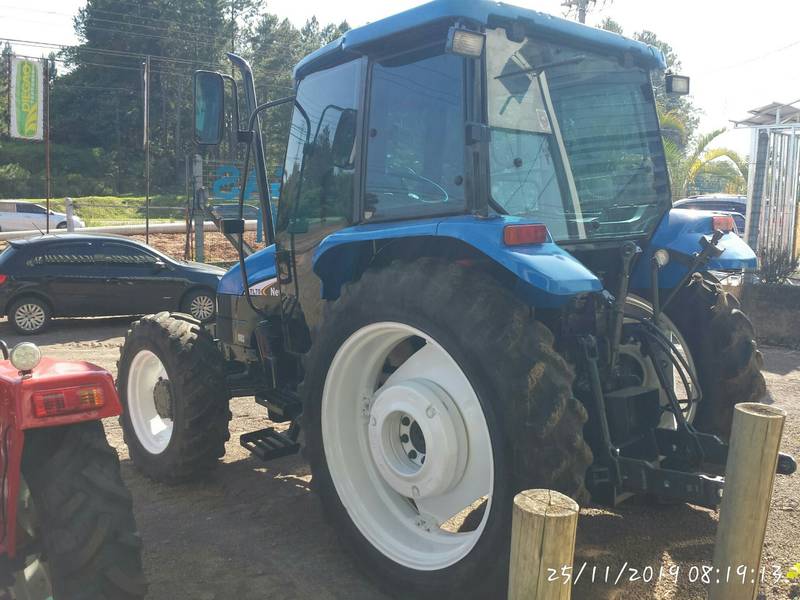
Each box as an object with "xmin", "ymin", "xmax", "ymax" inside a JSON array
[{"xmin": 9, "ymin": 56, "xmax": 44, "ymax": 141}]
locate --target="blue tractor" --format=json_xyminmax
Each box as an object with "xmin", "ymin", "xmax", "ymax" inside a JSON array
[{"xmin": 117, "ymin": 1, "xmax": 795, "ymax": 597}]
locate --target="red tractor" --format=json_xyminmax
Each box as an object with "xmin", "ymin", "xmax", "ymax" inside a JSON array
[{"xmin": 0, "ymin": 341, "xmax": 146, "ymax": 599}]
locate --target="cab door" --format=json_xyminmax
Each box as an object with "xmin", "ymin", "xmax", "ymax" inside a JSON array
[{"xmin": 276, "ymin": 57, "xmax": 365, "ymax": 344}]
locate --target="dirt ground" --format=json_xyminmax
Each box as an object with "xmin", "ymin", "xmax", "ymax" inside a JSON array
[{"xmin": 5, "ymin": 317, "xmax": 799, "ymax": 600}]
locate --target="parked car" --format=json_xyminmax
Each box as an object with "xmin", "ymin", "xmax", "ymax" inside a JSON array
[
  {"xmin": 0, "ymin": 200, "xmax": 85, "ymax": 232},
  {"xmin": 673, "ymin": 194, "xmax": 747, "ymax": 233},
  {"xmin": 0, "ymin": 234, "xmax": 224, "ymax": 334}
]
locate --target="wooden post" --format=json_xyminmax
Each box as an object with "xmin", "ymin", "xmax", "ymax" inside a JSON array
[
  {"xmin": 709, "ymin": 402, "xmax": 786, "ymax": 600},
  {"xmin": 508, "ymin": 489, "xmax": 579, "ymax": 600}
]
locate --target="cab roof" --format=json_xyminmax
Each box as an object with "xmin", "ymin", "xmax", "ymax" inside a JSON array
[{"xmin": 294, "ymin": 0, "xmax": 666, "ymax": 79}]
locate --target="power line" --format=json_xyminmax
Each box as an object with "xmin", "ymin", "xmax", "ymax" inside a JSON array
[{"xmin": 1, "ymin": 36, "xmax": 298, "ymax": 78}]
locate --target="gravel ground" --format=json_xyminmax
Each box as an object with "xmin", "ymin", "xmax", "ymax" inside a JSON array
[{"xmin": 5, "ymin": 317, "xmax": 799, "ymax": 600}]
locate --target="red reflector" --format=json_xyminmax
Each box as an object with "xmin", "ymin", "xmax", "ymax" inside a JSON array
[
  {"xmin": 503, "ymin": 224, "xmax": 549, "ymax": 246},
  {"xmin": 32, "ymin": 387, "xmax": 105, "ymax": 418},
  {"xmin": 0, "ymin": 275, "xmax": 7, "ymax": 285},
  {"xmin": 711, "ymin": 215, "xmax": 735, "ymax": 233}
]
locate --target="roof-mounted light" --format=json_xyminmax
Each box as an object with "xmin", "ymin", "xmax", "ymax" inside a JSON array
[
  {"xmin": 666, "ymin": 73, "xmax": 690, "ymax": 95},
  {"xmin": 446, "ymin": 26, "xmax": 485, "ymax": 58}
]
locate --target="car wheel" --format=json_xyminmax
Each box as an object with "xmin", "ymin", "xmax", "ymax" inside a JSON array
[
  {"xmin": 9, "ymin": 297, "xmax": 51, "ymax": 335},
  {"xmin": 56, "ymin": 221, "xmax": 68, "ymax": 229},
  {"xmin": 182, "ymin": 289, "xmax": 216, "ymax": 322}
]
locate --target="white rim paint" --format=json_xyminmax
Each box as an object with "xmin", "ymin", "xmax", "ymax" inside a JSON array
[
  {"xmin": 322, "ymin": 322, "xmax": 494, "ymax": 571},
  {"xmin": 621, "ymin": 309, "xmax": 699, "ymax": 428},
  {"xmin": 189, "ymin": 294, "xmax": 215, "ymax": 321},
  {"xmin": 127, "ymin": 350, "xmax": 174, "ymax": 454},
  {"xmin": 14, "ymin": 303, "xmax": 46, "ymax": 332}
]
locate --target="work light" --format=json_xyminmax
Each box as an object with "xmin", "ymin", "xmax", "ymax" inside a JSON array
[
  {"xmin": 666, "ymin": 73, "xmax": 690, "ymax": 95},
  {"xmin": 446, "ymin": 27, "xmax": 485, "ymax": 58},
  {"xmin": 10, "ymin": 342, "xmax": 42, "ymax": 372}
]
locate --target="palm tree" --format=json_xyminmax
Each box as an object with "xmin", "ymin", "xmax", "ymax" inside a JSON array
[{"xmin": 660, "ymin": 123, "xmax": 747, "ymax": 200}]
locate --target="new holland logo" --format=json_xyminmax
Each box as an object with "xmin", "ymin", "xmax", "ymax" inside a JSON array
[{"xmin": 10, "ymin": 57, "xmax": 43, "ymax": 141}]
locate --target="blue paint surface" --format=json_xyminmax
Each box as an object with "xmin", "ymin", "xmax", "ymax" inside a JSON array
[
  {"xmin": 295, "ymin": 0, "xmax": 666, "ymax": 79},
  {"xmin": 313, "ymin": 214, "xmax": 601, "ymax": 307},
  {"xmin": 219, "ymin": 215, "xmax": 601, "ymax": 306},
  {"xmin": 633, "ymin": 208, "xmax": 758, "ymax": 289},
  {"xmin": 218, "ymin": 244, "xmax": 277, "ymax": 295}
]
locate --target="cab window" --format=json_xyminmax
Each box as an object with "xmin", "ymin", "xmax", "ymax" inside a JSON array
[
  {"xmin": 279, "ymin": 59, "xmax": 362, "ymax": 236},
  {"xmin": 364, "ymin": 48, "xmax": 467, "ymax": 220}
]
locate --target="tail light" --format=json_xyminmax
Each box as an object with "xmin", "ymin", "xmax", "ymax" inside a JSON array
[
  {"xmin": 0, "ymin": 274, "xmax": 7, "ymax": 285},
  {"xmin": 711, "ymin": 215, "xmax": 735, "ymax": 233},
  {"xmin": 503, "ymin": 224, "xmax": 549, "ymax": 246},
  {"xmin": 32, "ymin": 386, "xmax": 105, "ymax": 418}
]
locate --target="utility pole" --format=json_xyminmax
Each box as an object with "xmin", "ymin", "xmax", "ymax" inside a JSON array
[
  {"xmin": 143, "ymin": 55, "xmax": 151, "ymax": 244},
  {"xmin": 43, "ymin": 58, "xmax": 51, "ymax": 233},
  {"xmin": 562, "ymin": 0, "xmax": 597, "ymax": 24}
]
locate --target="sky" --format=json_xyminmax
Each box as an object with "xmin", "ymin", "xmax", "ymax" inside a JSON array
[{"xmin": 2, "ymin": 0, "xmax": 799, "ymax": 156}]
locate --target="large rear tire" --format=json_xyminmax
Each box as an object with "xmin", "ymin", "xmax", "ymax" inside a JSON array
[
  {"xmin": 302, "ymin": 258, "xmax": 592, "ymax": 599},
  {"xmin": 3, "ymin": 422, "xmax": 148, "ymax": 600},
  {"xmin": 667, "ymin": 276, "xmax": 766, "ymax": 438},
  {"xmin": 117, "ymin": 312, "xmax": 231, "ymax": 483}
]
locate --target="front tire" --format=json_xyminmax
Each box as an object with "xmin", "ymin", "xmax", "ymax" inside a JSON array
[
  {"xmin": 117, "ymin": 313, "xmax": 231, "ymax": 483},
  {"xmin": 303, "ymin": 258, "xmax": 592, "ymax": 599},
  {"xmin": 667, "ymin": 276, "xmax": 766, "ymax": 438},
  {"xmin": 5, "ymin": 422, "xmax": 148, "ymax": 600}
]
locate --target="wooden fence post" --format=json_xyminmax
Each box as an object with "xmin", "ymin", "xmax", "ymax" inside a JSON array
[
  {"xmin": 709, "ymin": 402, "xmax": 786, "ymax": 600},
  {"xmin": 508, "ymin": 489, "xmax": 579, "ymax": 600}
]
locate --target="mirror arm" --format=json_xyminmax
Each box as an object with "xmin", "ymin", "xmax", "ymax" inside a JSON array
[{"xmin": 220, "ymin": 74, "xmax": 241, "ymax": 134}]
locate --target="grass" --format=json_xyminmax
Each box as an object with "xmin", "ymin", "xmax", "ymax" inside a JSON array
[{"xmin": 14, "ymin": 195, "xmax": 188, "ymax": 227}]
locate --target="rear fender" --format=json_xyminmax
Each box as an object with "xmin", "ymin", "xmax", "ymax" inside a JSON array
[
  {"xmin": 0, "ymin": 358, "xmax": 121, "ymax": 558},
  {"xmin": 632, "ymin": 208, "xmax": 758, "ymax": 290},
  {"xmin": 313, "ymin": 215, "xmax": 602, "ymax": 308}
]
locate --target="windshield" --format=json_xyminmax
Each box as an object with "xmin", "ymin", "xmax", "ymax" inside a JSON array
[{"xmin": 486, "ymin": 28, "xmax": 670, "ymax": 242}]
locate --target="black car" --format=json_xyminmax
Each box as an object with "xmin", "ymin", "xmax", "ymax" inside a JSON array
[{"xmin": 0, "ymin": 234, "xmax": 225, "ymax": 334}]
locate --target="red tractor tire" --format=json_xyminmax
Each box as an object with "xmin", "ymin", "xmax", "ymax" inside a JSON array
[{"xmin": 5, "ymin": 422, "xmax": 148, "ymax": 600}]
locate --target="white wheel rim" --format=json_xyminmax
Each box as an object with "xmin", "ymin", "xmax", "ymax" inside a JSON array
[
  {"xmin": 621, "ymin": 313, "xmax": 699, "ymax": 429},
  {"xmin": 189, "ymin": 295, "xmax": 215, "ymax": 321},
  {"xmin": 15, "ymin": 304, "xmax": 46, "ymax": 332},
  {"xmin": 127, "ymin": 350, "xmax": 174, "ymax": 454},
  {"xmin": 322, "ymin": 322, "xmax": 494, "ymax": 571}
]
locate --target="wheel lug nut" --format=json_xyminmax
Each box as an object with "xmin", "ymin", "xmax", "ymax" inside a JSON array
[
  {"xmin": 401, "ymin": 416, "xmax": 411, "ymax": 426},
  {"xmin": 408, "ymin": 450, "xmax": 417, "ymax": 460},
  {"xmin": 400, "ymin": 434, "xmax": 409, "ymax": 443}
]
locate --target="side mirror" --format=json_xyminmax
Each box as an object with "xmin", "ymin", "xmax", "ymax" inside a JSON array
[
  {"xmin": 194, "ymin": 71, "xmax": 225, "ymax": 146},
  {"xmin": 331, "ymin": 108, "xmax": 358, "ymax": 169},
  {"xmin": 153, "ymin": 259, "xmax": 167, "ymax": 271}
]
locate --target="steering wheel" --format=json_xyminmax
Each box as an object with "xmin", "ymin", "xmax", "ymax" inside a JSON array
[{"xmin": 386, "ymin": 167, "xmax": 449, "ymax": 204}]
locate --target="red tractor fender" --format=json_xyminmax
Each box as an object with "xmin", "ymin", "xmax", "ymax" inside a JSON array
[{"xmin": 0, "ymin": 357, "xmax": 122, "ymax": 558}]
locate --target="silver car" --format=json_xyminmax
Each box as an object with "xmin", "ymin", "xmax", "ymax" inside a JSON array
[{"xmin": 0, "ymin": 201, "xmax": 85, "ymax": 232}]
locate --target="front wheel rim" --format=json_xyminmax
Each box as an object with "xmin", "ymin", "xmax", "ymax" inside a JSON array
[
  {"xmin": 322, "ymin": 322, "xmax": 494, "ymax": 571},
  {"xmin": 127, "ymin": 349, "xmax": 174, "ymax": 454},
  {"xmin": 189, "ymin": 295, "xmax": 215, "ymax": 321},
  {"xmin": 15, "ymin": 304, "xmax": 46, "ymax": 332}
]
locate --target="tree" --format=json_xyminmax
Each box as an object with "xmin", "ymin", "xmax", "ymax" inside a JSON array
[
  {"xmin": 663, "ymin": 128, "xmax": 747, "ymax": 200},
  {"xmin": 0, "ymin": 43, "xmax": 11, "ymax": 137}
]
